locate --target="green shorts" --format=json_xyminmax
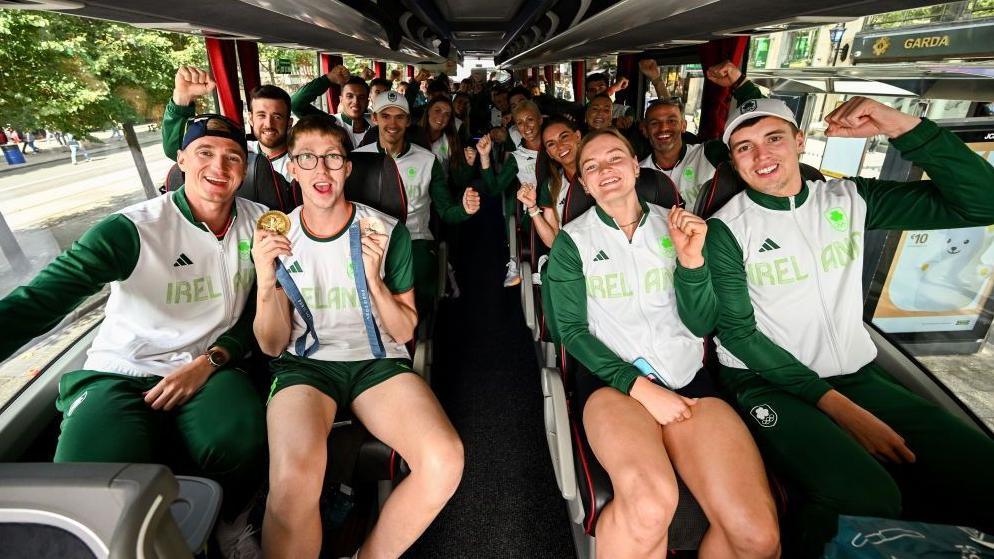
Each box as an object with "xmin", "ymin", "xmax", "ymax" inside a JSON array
[{"xmin": 268, "ymin": 354, "xmax": 414, "ymax": 407}]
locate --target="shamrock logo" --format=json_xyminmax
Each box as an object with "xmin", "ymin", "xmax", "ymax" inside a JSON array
[
  {"xmin": 825, "ymin": 207, "xmax": 849, "ymax": 232},
  {"xmin": 238, "ymin": 239, "xmax": 251, "ymax": 261},
  {"xmin": 658, "ymin": 236, "xmax": 676, "ymax": 258},
  {"xmin": 346, "ymin": 260, "xmax": 355, "ymax": 280}
]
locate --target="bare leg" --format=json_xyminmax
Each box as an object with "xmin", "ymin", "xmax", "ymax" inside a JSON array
[
  {"xmin": 662, "ymin": 398, "xmax": 780, "ymax": 559},
  {"xmin": 262, "ymin": 386, "xmax": 337, "ymax": 559},
  {"xmin": 351, "ymin": 373, "xmax": 464, "ymax": 558},
  {"xmin": 583, "ymin": 387, "xmax": 677, "ymax": 559}
]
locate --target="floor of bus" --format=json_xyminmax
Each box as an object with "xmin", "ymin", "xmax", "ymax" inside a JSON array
[{"xmin": 404, "ymin": 194, "xmax": 575, "ymax": 558}]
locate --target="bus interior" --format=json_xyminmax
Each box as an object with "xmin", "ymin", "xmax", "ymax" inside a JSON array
[{"xmin": 1, "ymin": 0, "xmax": 993, "ymax": 557}]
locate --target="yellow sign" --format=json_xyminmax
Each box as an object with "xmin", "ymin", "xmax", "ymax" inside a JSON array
[{"xmin": 904, "ymin": 35, "xmax": 951, "ymax": 49}]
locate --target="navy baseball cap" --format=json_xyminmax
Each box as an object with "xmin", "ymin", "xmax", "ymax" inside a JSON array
[{"xmin": 181, "ymin": 114, "xmax": 248, "ymax": 155}]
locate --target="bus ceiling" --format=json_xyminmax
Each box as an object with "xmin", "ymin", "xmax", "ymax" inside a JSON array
[{"xmin": 5, "ymin": 0, "xmax": 948, "ymax": 67}]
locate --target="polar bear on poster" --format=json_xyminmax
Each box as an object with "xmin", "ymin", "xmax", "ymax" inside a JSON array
[{"xmin": 912, "ymin": 228, "xmax": 993, "ymax": 311}]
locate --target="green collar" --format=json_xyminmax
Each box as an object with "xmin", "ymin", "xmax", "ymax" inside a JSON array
[
  {"xmin": 595, "ymin": 198, "xmax": 650, "ymax": 230},
  {"xmin": 339, "ymin": 113, "xmax": 368, "ymax": 130},
  {"xmin": 653, "ymin": 143, "xmax": 687, "ymax": 171},
  {"xmin": 302, "ymin": 203, "xmax": 355, "ymax": 243},
  {"xmin": 376, "ymin": 139, "xmax": 411, "ymax": 158},
  {"xmin": 745, "ymin": 180, "xmax": 809, "ymax": 210},
  {"xmin": 172, "ymin": 185, "xmax": 238, "ymax": 234}
]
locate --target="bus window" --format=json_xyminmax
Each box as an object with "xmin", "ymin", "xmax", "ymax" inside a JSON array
[{"xmin": 0, "ymin": 12, "xmax": 206, "ymax": 410}]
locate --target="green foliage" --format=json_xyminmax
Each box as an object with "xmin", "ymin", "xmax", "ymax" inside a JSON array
[
  {"xmin": 0, "ymin": 11, "xmax": 205, "ymax": 135},
  {"xmin": 258, "ymin": 44, "xmax": 314, "ymax": 83},
  {"xmin": 866, "ymin": 1, "xmax": 993, "ymax": 29}
]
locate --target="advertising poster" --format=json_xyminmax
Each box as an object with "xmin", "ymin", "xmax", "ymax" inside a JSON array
[{"xmin": 871, "ymin": 141, "xmax": 994, "ymax": 335}]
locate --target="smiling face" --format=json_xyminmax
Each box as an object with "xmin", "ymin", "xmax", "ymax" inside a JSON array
[
  {"xmin": 513, "ymin": 107, "xmax": 542, "ymax": 146},
  {"xmin": 509, "ymin": 93, "xmax": 528, "ymax": 112},
  {"xmin": 542, "ymin": 122, "xmax": 581, "ymax": 172},
  {"xmin": 586, "ymin": 79, "xmax": 608, "ymax": 100},
  {"xmin": 578, "ymin": 133, "xmax": 639, "ymax": 206},
  {"xmin": 341, "ymin": 84, "xmax": 369, "ymax": 120},
  {"xmin": 729, "ymin": 116, "xmax": 805, "ymax": 197},
  {"xmin": 372, "ymin": 106, "xmax": 410, "ymax": 145},
  {"xmin": 427, "ymin": 100, "xmax": 453, "ymax": 133},
  {"xmin": 644, "ymin": 103, "xmax": 686, "ymax": 155},
  {"xmin": 585, "ymin": 96, "xmax": 613, "ymax": 130},
  {"xmin": 288, "ymin": 131, "xmax": 352, "ymax": 212},
  {"xmin": 249, "ymin": 97, "xmax": 291, "ymax": 150},
  {"xmin": 177, "ymin": 136, "xmax": 246, "ymax": 204}
]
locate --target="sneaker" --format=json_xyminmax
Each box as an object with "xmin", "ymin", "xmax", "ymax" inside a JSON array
[
  {"xmin": 214, "ymin": 507, "xmax": 261, "ymax": 559},
  {"xmin": 503, "ymin": 259, "xmax": 521, "ymax": 287}
]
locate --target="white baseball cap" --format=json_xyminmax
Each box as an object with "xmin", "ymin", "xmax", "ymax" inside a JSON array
[
  {"xmin": 371, "ymin": 90, "xmax": 409, "ymax": 114},
  {"xmin": 722, "ymin": 98, "xmax": 798, "ymax": 145}
]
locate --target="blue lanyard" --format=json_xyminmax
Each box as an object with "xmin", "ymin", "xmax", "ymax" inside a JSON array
[
  {"xmin": 349, "ymin": 220, "xmax": 386, "ymax": 358},
  {"xmin": 275, "ymin": 260, "xmax": 319, "ymax": 357}
]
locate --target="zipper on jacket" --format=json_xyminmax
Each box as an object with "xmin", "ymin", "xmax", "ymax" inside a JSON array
[
  {"xmin": 214, "ymin": 217, "xmax": 234, "ymax": 328},
  {"xmin": 789, "ymin": 195, "xmax": 845, "ymax": 374}
]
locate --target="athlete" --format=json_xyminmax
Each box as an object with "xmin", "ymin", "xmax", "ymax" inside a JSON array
[
  {"xmin": 0, "ymin": 115, "xmax": 268, "ymax": 558},
  {"xmin": 254, "ymin": 115, "xmax": 463, "ymax": 559},
  {"xmin": 584, "ymin": 94, "xmax": 615, "ymax": 132},
  {"xmin": 290, "ymin": 67, "xmax": 377, "ymax": 150},
  {"xmin": 638, "ymin": 60, "xmax": 763, "ymax": 209},
  {"xmin": 548, "ymin": 128, "xmax": 780, "ymax": 559},
  {"xmin": 355, "ymin": 92, "xmax": 481, "ymax": 314},
  {"xmin": 585, "ymin": 71, "xmax": 631, "ymax": 120},
  {"xmin": 164, "ymin": 66, "xmax": 294, "ymax": 181},
  {"xmin": 478, "ymin": 100, "xmax": 544, "ymax": 285},
  {"xmin": 412, "ymin": 96, "xmax": 473, "ymax": 188},
  {"xmin": 708, "ymin": 96, "xmax": 994, "ymax": 556},
  {"xmin": 530, "ymin": 115, "xmax": 583, "ymax": 248}
]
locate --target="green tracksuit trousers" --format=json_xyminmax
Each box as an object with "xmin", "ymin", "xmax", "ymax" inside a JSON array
[
  {"xmin": 720, "ymin": 362, "xmax": 994, "ymax": 558},
  {"xmin": 55, "ymin": 368, "xmax": 266, "ymax": 518}
]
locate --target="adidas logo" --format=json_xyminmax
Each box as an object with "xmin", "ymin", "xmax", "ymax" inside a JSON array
[
  {"xmin": 173, "ymin": 253, "xmax": 193, "ymax": 267},
  {"xmin": 287, "ymin": 261, "xmax": 303, "ymax": 273},
  {"xmin": 758, "ymin": 238, "xmax": 781, "ymax": 253},
  {"xmin": 593, "ymin": 250, "xmax": 610, "ymax": 262}
]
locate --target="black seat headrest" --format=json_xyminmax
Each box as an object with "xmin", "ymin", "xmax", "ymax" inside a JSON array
[
  {"xmin": 694, "ymin": 161, "xmax": 826, "ymax": 219},
  {"xmin": 343, "ymin": 151, "xmax": 408, "ymax": 223},
  {"xmin": 560, "ymin": 168, "xmax": 682, "ymax": 227}
]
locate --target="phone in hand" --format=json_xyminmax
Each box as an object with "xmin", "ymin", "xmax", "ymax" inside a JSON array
[{"xmin": 633, "ymin": 357, "xmax": 668, "ymax": 388}]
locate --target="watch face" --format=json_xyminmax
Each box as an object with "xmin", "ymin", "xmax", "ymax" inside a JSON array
[{"xmin": 208, "ymin": 350, "xmax": 228, "ymax": 367}]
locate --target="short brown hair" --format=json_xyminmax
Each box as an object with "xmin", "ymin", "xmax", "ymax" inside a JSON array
[{"xmin": 287, "ymin": 115, "xmax": 350, "ymax": 154}]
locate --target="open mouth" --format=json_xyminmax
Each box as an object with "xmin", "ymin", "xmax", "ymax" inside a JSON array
[
  {"xmin": 558, "ymin": 148, "xmax": 572, "ymax": 161},
  {"xmin": 599, "ymin": 176, "xmax": 621, "ymax": 188},
  {"xmin": 204, "ymin": 175, "xmax": 228, "ymax": 187},
  {"xmin": 312, "ymin": 180, "xmax": 333, "ymax": 194},
  {"xmin": 654, "ymin": 132, "xmax": 674, "ymax": 142},
  {"xmin": 755, "ymin": 163, "xmax": 779, "ymax": 177}
]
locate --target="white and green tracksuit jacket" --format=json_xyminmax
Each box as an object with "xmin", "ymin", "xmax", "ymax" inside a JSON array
[
  {"xmin": 548, "ymin": 200, "xmax": 717, "ymax": 393},
  {"xmin": 0, "ymin": 187, "xmax": 266, "ymax": 376},
  {"xmin": 706, "ymin": 119, "xmax": 994, "ymax": 404}
]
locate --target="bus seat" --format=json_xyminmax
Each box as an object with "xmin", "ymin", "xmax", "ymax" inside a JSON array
[
  {"xmin": 568, "ymin": 361, "xmax": 709, "ymax": 550},
  {"xmin": 344, "ymin": 151, "xmax": 408, "ymax": 223},
  {"xmin": 161, "ymin": 153, "xmax": 297, "ymax": 213},
  {"xmin": 560, "ymin": 168, "xmax": 682, "ymax": 227},
  {"xmin": 0, "ymin": 463, "xmax": 212, "ymax": 558},
  {"xmin": 694, "ymin": 161, "xmax": 825, "ymax": 219}
]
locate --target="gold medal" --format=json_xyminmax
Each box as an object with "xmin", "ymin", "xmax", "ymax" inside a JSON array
[{"xmin": 257, "ymin": 211, "xmax": 290, "ymax": 235}]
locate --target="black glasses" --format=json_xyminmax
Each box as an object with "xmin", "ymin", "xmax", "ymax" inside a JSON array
[{"xmin": 291, "ymin": 153, "xmax": 347, "ymax": 171}]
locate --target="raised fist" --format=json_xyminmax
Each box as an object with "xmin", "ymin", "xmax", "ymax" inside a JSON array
[{"xmin": 173, "ymin": 66, "xmax": 216, "ymax": 106}]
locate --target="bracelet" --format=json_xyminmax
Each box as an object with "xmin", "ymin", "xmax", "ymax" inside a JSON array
[
  {"xmin": 528, "ymin": 206, "xmax": 541, "ymax": 217},
  {"xmin": 731, "ymin": 73, "xmax": 747, "ymax": 90}
]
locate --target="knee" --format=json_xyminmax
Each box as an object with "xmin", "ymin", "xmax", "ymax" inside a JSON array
[
  {"xmin": 268, "ymin": 456, "xmax": 324, "ymax": 510},
  {"xmin": 611, "ymin": 468, "xmax": 677, "ymax": 546},
  {"xmin": 411, "ymin": 434, "xmax": 464, "ymax": 503},
  {"xmin": 722, "ymin": 514, "xmax": 781, "ymax": 559}
]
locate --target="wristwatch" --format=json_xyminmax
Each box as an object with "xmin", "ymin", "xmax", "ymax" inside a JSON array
[{"xmin": 204, "ymin": 347, "xmax": 229, "ymax": 368}]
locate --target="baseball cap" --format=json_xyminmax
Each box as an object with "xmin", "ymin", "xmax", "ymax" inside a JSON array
[
  {"xmin": 371, "ymin": 90, "xmax": 410, "ymax": 114},
  {"xmin": 181, "ymin": 114, "xmax": 248, "ymax": 155},
  {"xmin": 722, "ymin": 99, "xmax": 798, "ymax": 145}
]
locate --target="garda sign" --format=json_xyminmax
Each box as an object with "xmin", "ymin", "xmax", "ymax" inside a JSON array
[
  {"xmin": 276, "ymin": 58, "xmax": 293, "ymax": 74},
  {"xmin": 853, "ymin": 21, "xmax": 994, "ymax": 63}
]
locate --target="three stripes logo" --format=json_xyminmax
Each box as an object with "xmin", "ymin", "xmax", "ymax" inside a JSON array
[
  {"xmin": 173, "ymin": 253, "xmax": 193, "ymax": 267},
  {"xmin": 593, "ymin": 250, "xmax": 610, "ymax": 262},
  {"xmin": 757, "ymin": 238, "xmax": 781, "ymax": 253},
  {"xmin": 287, "ymin": 261, "xmax": 304, "ymax": 273}
]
